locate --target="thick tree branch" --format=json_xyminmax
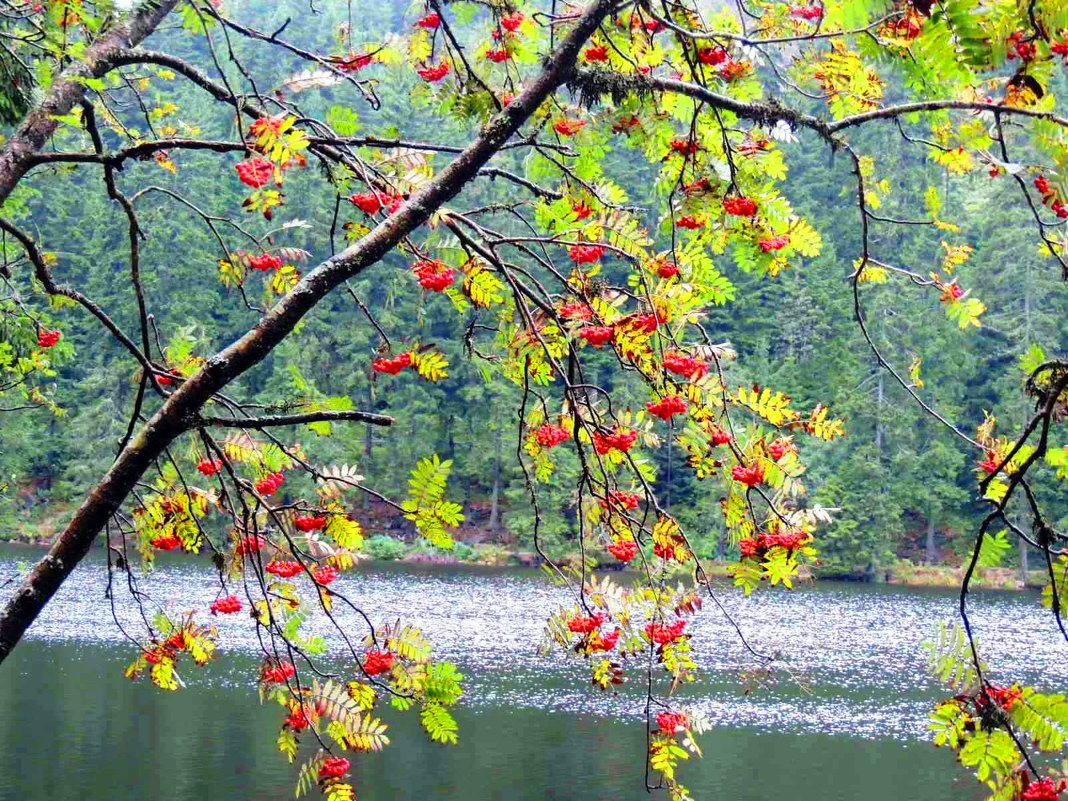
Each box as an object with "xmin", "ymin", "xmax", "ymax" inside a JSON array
[
  {"xmin": 0, "ymin": 0, "xmax": 618, "ymax": 664},
  {"xmin": 0, "ymin": 0, "xmax": 180, "ymax": 206},
  {"xmin": 198, "ymin": 410, "xmax": 393, "ymax": 429}
]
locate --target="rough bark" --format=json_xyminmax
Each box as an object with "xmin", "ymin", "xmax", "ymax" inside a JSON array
[{"xmin": 0, "ymin": 0, "xmax": 615, "ymax": 664}]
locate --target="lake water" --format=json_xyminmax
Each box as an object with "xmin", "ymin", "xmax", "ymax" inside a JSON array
[{"xmin": 1, "ymin": 543, "xmax": 1064, "ymax": 801}]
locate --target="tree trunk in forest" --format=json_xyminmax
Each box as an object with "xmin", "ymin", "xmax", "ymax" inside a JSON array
[{"xmin": 925, "ymin": 515, "xmax": 937, "ymax": 565}]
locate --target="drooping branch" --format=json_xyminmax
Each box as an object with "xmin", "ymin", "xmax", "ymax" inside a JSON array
[
  {"xmin": 0, "ymin": 0, "xmax": 618, "ymax": 665},
  {"xmin": 197, "ymin": 410, "xmax": 394, "ymax": 429}
]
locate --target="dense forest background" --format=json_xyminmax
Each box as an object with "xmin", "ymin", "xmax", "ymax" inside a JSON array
[{"xmin": 1, "ymin": 0, "xmax": 1065, "ymax": 579}]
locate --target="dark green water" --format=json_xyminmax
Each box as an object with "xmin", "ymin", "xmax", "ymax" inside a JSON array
[{"xmin": 2, "ymin": 545, "xmax": 1056, "ymax": 800}]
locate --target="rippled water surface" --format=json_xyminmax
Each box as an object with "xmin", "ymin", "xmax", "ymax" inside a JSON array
[{"xmin": 1, "ymin": 544, "xmax": 1064, "ymax": 801}]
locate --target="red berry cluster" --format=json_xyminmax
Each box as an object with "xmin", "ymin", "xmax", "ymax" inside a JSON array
[
  {"xmin": 266, "ymin": 560, "xmax": 303, "ymax": 578},
  {"xmin": 669, "ymin": 139, "xmax": 700, "ymax": 156},
  {"xmin": 554, "ymin": 119, "xmax": 585, "ymax": 137},
  {"xmin": 676, "ymin": 215, "xmax": 704, "ymax": 229},
  {"xmin": 975, "ymin": 684, "xmax": 1022, "ymax": 712},
  {"xmin": 568, "ymin": 612, "xmax": 606, "ymax": 634},
  {"xmin": 978, "ymin": 450, "xmax": 1002, "ymax": 474},
  {"xmin": 601, "ymin": 490, "xmax": 641, "ymax": 510},
  {"xmin": 607, "ymin": 539, "xmax": 639, "ymax": 562},
  {"xmin": 235, "ymin": 156, "xmax": 273, "ymax": 188},
  {"xmin": 485, "ymin": 48, "xmax": 511, "ymax": 62},
  {"xmin": 1006, "ymin": 31, "xmax": 1037, "ymax": 62},
  {"xmin": 645, "ymin": 619, "xmax": 687, "ymax": 644},
  {"xmin": 723, "ymin": 195, "xmax": 758, "ymax": 217},
  {"xmin": 37, "ymin": 329, "xmax": 61, "ymax": 348},
  {"xmin": 417, "ymin": 62, "xmax": 450, "ymax": 81},
  {"xmin": 655, "ymin": 260, "xmax": 679, "ymax": 279},
  {"xmin": 593, "ymin": 428, "xmax": 638, "ymax": 455},
  {"xmin": 738, "ymin": 529, "xmax": 811, "ymax": 559},
  {"xmin": 584, "ymin": 44, "xmax": 608, "ymax": 62},
  {"xmin": 262, "ymin": 660, "xmax": 297, "ymax": 684},
  {"xmin": 236, "ymin": 535, "xmax": 265, "ymax": 556},
  {"xmin": 789, "ymin": 5, "xmax": 823, "ymax": 21},
  {"xmin": 589, "ymin": 627, "xmax": 621, "ymax": 652},
  {"xmin": 663, "ymin": 351, "xmax": 708, "ymax": 380},
  {"xmin": 579, "ymin": 325, "xmax": 614, "ymax": 348},
  {"xmin": 372, "ymin": 352, "xmax": 412, "ymax": 375},
  {"xmin": 1022, "ymin": 778, "xmax": 1067, "ymax": 801},
  {"xmin": 646, "ymin": 394, "xmax": 688, "ymax": 421},
  {"xmin": 318, "ymin": 757, "xmax": 351, "ymax": 780},
  {"xmin": 767, "ymin": 438, "xmax": 791, "ymax": 460},
  {"xmin": 248, "ymin": 252, "xmax": 283, "ymax": 272},
  {"xmin": 1054, "ymin": 40, "xmax": 1068, "ymax": 63},
  {"xmin": 500, "ymin": 11, "xmax": 524, "ymax": 31},
  {"xmin": 535, "ymin": 423, "xmax": 570, "ymax": 448},
  {"xmin": 710, "ymin": 428, "xmax": 733, "ymax": 446},
  {"xmin": 255, "ymin": 472, "xmax": 285, "ymax": 496},
  {"xmin": 1034, "ymin": 175, "xmax": 1068, "ymax": 218},
  {"xmin": 337, "ymin": 52, "xmax": 375, "ymax": 72},
  {"xmin": 363, "ymin": 648, "xmax": 395, "ymax": 676},
  {"xmin": 759, "ymin": 235, "xmax": 790, "ymax": 252},
  {"xmin": 656, "ymin": 710, "xmax": 689, "ymax": 735},
  {"xmin": 415, "ymin": 12, "xmax": 440, "ymax": 29},
  {"xmin": 196, "ymin": 458, "xmax": 223, "ymax": 476},
  {"xmin": 413, "ymin": 259, "xmax": 455, "ymax": 291},
  {"xmin": 151, "ymin": 534, "xmax": 181, "ymax": 551},
  {"xmin": 559, "ymin": 302, "xmax": 593, "ymax": 320},
  {"xmin": 210, "ymin": 594, "xmax": 243, "ymax": 615},
  {"xmin": 572, "ymin": 201, "xmax": 595, "ymax": 220},
  {"xmin": 294, "ymin": 515, "xmax": 327, "ymax": 532},
  {"xmin": 313, "ymin": 564, "xmax": 339, "ymax": 586},
  {"xmin": 569, "ymin": 244, "xmax": 605, "ymax": 264},
  {"xmin": 697, "ymin": 47, "xmax": 727, "ymax": 65},
  {"xmin": 349, "ymin": 191, "xmax": 402, "ymax": 215},
  {"xmin": 731, "ymin": 463, "xmax": 765, "ymax": 487}
]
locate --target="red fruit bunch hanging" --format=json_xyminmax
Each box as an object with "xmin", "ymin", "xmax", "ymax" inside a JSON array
[
  {"xmin": 568, "ymin": 612, "xmax": 605, "ymax": 634},
  {"xmin": 759, "ymin": 235, "xmax": 790, "ymax": 252},
  {"xmin": 500, "ymin": 11, "xmax": 524, "ymax": 32},
  {"xmin": 655, "ymin": 260, "xmax": 679, "ymax": 279},
  {"xmin": 1034, "ymin": 174, "xmax": 1068, "ymax": 218},
  {"xmin": 294, "ymin": 514, "xmax": 327, "ymax": 532},
  {"xmin": 584, "ymin": 44, "xmax": 608, "ymax": 62},
  {"xmin": 37, "ymin": 329, "xmax": 61, "ymax": 348},
  {"xmin": 1053, "ymin": 40, "xmax": 1068, "ymax": 63},
  {"xmin": 197, "ymin": 458, "xmax": 223, "ymax": 476},
  {"xmin": 261, "ymin": 660, "xmax": 297, "ymax": 684},
  {"xmin": 767, "ymin": 438, "xmax": 791, "ymax": 460},
  {"xmin": 676, "ymin": 215, "xmax": 705, "ymax": 230},
  {"xmin": 417, "ymin": 62, "xmax": 451, "ymax": 82},
  {"xmin": 669, "ymin": 139, "xmax": 700, "ymax": 156},
  {"xmin": 592, "ymin": 427, "xmax": 638, "ymax": 455},
  {"xmin": 236, "ymin": 534, "xmax": 265, "ymax": 555},
  {"xmin": 646, "ymin": 394, "xmax": 688, "ymax": 421},
  {"xmin": 332, "ymin": 52, "xmax": 374, "ymax": 73},
  {"xmin": 579, "ymin": 325, "xmax": 614, "ymax": 348},
  {"xmin": 663, "ymin": 351, "xmax": 708, "ymax": 380},
  {"xmin": 1021, "ymin": 777, "xmax": 1067, "ymax": 801},
  {"xmin": 569, "ymin": 243, "xmax": 605, "ymax": 264},
  {"xmin": 656, "ymin": 710, "xmax": 689, "ymax": 735},
  {"xmin": 248, "ymin": 252, "xmax": 283, "ymax": 272},
  {"xmin": 939, "ymin": 281, "xmax": 965, "ymax": 303},
  {"xmin": 485, "ymin": 48, "xmax": 511, "ymax": 63},
  {"xmin": 535, "ymin": 423, "xmax": 570, "ymax": 448},
  {"xmin": 645, "ymin": 619, "xmax": 687, "ymax": 645},
  {"xmin": 554, "ymin": 118, "xmax": 586, "ymax": 137},
  {"xmin": 607, "ymin": 539, "xmax": 639, "ymax": 562},
  {"xmin": 235, "ymin": 156, "xmax": 274, "ymax": 188},
  {"xmin": 723, "ymin": 195, "xmax": 758, "ymax": 217},
  {"xmin": 710, "ymin": 427, "xmax": 733, "ymax": 446},
  {"xmin": 559, "ymin": 302, "xmax": 593, "ymax": 320},
  {"xmin": 601, "ymin": 490, "xmax": 641, "ymax": 511},
  {"xmin": 731, "ymin": 463, "xmax": 765, "ymax": 487},
  {"xmin": 150, "ymin": 534, "xmax": 181, "ymax": 551},
  {"xmin": 349, "ymin": 191, "xmax": 390, "ymax": 214},
  {"xmin": 313, "ymin": 564, "xmax": 339, "ymax": 586},
  {"xmin": 319, "ymin": 757, "xmax": 351, "ymax": 780},
  {"xmin": 1006, "ymin": 31, "xmax": 1036, "ymax": 62},
  {"xmin": 697, "ymin": 47, "xmax": 727, "ymax": 65},
  {"xmin": 363, "ymin": 648, "xmax": 395, "ymax": 676},
  {"xmin": 572, "ymin": 201, "xmax": 594, "ymax": 220},
  {"xmin": 415, "ymin": 12, "xmax": 440, "ymax": 29},
  {"xmin": 739, "ymin": 529, "xmax": 811, "ymax": 559},
  {"xmin": 412, "ymin": 259, "xmax": 455, "ymax": 291},
  {"xmin": 975, "ymin": 684, "xmax": 1022, "ymax": 713},
  {"xmin": 266, "ymin": 560, "xmax": 303, "ymax": 579},
  {"xmin": 372, "ymin": 352, "xmax": 412, "ymax": 375},
  {"xmin": 789, "ymin": 5, "xmax": 823, "ymax": 21},
  {"xmin": 255, "ymin": 472, "xmax": 285, "ymax": 496},
  {"xmin": 210, "ymin": 594, "xmax": 243, "ymax": 615}
]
